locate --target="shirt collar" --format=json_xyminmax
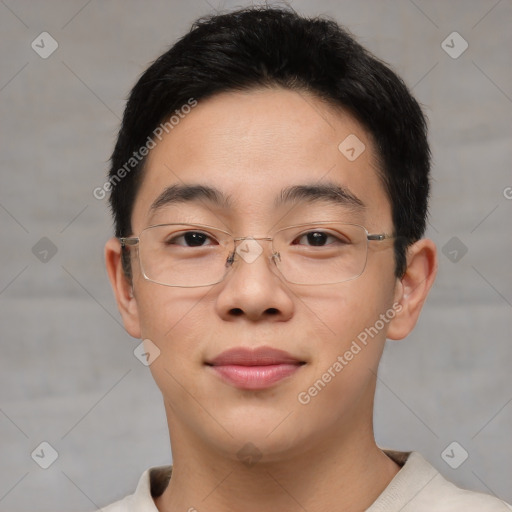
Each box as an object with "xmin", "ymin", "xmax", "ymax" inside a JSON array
[{"xmin": 129, "ymin": 451, "xmax": 434, "ymax": 511}]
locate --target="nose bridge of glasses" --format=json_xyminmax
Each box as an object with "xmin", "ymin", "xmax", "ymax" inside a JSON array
[
  {"xmin": 232, "ymin": 236, "xmax": 273, "ymax": 242},
  {"xmin": 228, "ymin": 235, "xmax": 281, "ymax": 267}
]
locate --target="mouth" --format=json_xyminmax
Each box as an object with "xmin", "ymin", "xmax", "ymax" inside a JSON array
[{"xmin": 205, "ymin": 346, "xmax": 306, "ymax": 390}]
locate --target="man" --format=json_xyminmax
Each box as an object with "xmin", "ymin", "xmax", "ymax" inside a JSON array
[{"xmin": 102, "ymin": 6, "xmax": 510, "ymax": 511}]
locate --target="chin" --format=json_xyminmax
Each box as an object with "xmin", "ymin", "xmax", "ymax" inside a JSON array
[
  {"xmin": 214, "ymin": 409, "xmax": 314, "ymax": 457},
  {"xmin": 220, "ymin": 429, "xmax": 310, "ymax": 465}
]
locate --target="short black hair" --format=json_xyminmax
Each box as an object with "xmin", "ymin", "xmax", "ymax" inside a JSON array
[{"xmin": 109, "ymin": 6, "xmax": 430, "ymax": 277}]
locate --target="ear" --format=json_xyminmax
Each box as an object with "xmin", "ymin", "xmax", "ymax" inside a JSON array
[
  {"xmin": 387, "ymin": 238, "xmax": 437, "ymax": 340},
  {"xmin": 104, "ymin": 237, "xmax": 141, "ymax": 338}
]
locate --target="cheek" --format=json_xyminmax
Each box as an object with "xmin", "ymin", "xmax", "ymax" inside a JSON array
[
  {"xmin": 293, "ymin": 284, "xmax": 395, "ymax": 430},
  {"xmin": 137, "ymin": 282, "xmax": 194, "ymax": 330},
  {"xmin": 300, "ymin": 279, "xmax": 396, "ymax": 387},
  {"xmin": 136, "ymin": 284, "xmax": 212, "ymax": 362},
  {"xmin": 304, "ymin": 279, "xmax": 394, "ymax": 346},
  {"xmin": 136, "ymin": 286, "xmax": 214, "ymax": 409}
]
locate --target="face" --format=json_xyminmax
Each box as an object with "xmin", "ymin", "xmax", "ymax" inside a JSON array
[{"xmin": 113, "ymin": 88, "xmax": 407, "ymax": 462}]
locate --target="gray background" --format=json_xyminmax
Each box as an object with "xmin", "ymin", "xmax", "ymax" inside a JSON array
[{"xmin": 1, "ymin": 0, "xmax": 511, "ymax": 510}]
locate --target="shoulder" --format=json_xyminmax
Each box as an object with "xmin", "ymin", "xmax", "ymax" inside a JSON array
[
  {"xmin": 95, "ymin": 465, "xmax": 172, "ymax": 512},
  {"xmin": 418, "ymin": 473, "xmax": 511, "ymax": 511},
  {"xmin": 413, "ymin": 475, "xmax": 511, "ymax": 511},
  {"xmin": 370, "ymin": 451, "xmax": 511, "ymax": 512}
]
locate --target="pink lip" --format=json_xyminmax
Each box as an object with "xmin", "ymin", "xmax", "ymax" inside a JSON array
[{"xmin": 206, "ymin": 347, "xmax": 305, "ymax": 390}]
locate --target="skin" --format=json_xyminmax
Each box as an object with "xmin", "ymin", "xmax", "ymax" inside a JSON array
[{"xmin": 105, "ymin": 87, "xmax": 437, "ymax": 512}]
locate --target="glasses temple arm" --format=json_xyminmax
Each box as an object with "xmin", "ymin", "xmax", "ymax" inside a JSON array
[
  {"xmin": 119, "ymin": 237, "xmax": 139, "ymax": 247},
  {"xmin": 367, "ymin": 233, "xmax": 395, "ymax": 241}
]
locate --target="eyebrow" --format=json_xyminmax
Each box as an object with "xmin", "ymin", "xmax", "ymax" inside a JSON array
[
  {"xmin": 149, "ymin": 184, "xmax": 233, "ymax": 215},
  {"xmin": 275, "ymin": 183, "xmax": 365, "ymax": 210},
  {"xmin": 148, "ymin": 181, "xmax": 365, "ymax": 217}
]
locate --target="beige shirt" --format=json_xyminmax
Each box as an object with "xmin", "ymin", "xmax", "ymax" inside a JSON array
[{"xmin": 99, "ymin": 451, "xmax": 511, "ymax": 511}]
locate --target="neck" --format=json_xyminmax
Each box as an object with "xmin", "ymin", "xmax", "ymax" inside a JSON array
[{"xmin": 154, "ymin": 407, "xmax": 400, "ymax": 512}]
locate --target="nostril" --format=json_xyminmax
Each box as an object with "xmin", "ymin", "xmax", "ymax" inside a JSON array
[
  {"xmin": 230, "ymin": 308, "xmax": 244, "ymax": 316},
  {"xmin": 266, "ymin": 308, "xmax": 279, "ymax": 315}
]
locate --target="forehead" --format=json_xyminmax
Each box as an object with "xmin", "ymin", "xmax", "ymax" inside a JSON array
[{"xmin": 131, "ymin": 88, "xmax": 391, "ymax": 232}]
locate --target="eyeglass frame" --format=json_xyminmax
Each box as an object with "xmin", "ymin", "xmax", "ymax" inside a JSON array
[{"xmin": 118, "ymin": 221, "xmax": 395, "ymax": 288}]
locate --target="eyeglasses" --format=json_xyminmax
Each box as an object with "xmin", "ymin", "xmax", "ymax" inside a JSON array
[{"xmin": 119, "ymin": 222, "xmax": 394, "ymax": 288}]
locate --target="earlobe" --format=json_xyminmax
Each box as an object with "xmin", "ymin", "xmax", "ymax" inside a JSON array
[
  {"xmin": 104, "ymin": 237, "xmax": 142, "ymax": 338},
  {"xmin": 387, "ymin": 238, "xmax": 437, "ymax": 341}
]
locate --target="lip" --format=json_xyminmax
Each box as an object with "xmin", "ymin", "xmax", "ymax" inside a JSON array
[{"xmin": 206, "ymin": 346, "xmax": 305, "ymax": 390}]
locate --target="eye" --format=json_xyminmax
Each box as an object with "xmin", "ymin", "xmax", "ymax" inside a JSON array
[
  {"xmin": 165, "ymin": 230, "xmax": 218, "ymax": 247},
  {"xmin": 293, "ymin": 230, "xmax": 349, "ymax": 247}
]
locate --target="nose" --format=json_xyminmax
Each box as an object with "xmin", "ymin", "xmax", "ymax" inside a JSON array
[{"xmin": 214, "ymin": 237, "xmax": 294, "ymax": 322}]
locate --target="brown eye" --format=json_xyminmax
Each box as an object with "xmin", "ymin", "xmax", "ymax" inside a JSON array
[
  {"xmin": 293, "ymin": 231, "xmax": 348, "ymax": 247},
  {"xmin": 166, "ymin": 231, "xmax": 217, "ymax": 247}
]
